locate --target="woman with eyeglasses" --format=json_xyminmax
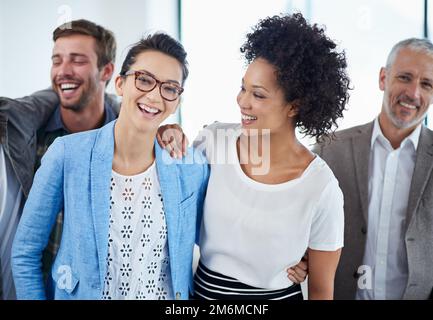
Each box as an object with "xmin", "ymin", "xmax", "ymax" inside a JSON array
[
  {"xmin": 12, "ymin": 33, "xmax": 209, "ymax": 300},
  {"xmin": 160, "ymin": 13, "xmax": 350, "ymax": 300}
]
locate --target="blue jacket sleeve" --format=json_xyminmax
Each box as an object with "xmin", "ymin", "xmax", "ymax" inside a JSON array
[
  {"xmin": 11, "ymin": 138, "xmax": 65, "ymax": 300},
  {"xmin": 195, "ymin": 152, "xmax": 210, "ymax": 245}
]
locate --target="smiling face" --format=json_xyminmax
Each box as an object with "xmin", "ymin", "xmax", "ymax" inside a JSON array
[
  {"xmin": 51, "ymin": 34, "xmax": 111, "ymax": 111},
  {"xmin": 236, "ymin": 58, "xmax": 296, "ymax": 135},
  {"xmin": 379, "ymin": 47, "xmax": 433, "ymax": 130},
  {"xmin": 115, "ymin": 50, "xmax": 183, "ymax": 133}
]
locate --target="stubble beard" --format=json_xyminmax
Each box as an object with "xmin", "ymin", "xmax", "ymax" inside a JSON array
[
  {"xmin": 384, "ymin": 97, "xmax": 426, "ymax": 130},
  {"xmin": 55, "ymin": 73, "xmax": 101, "ymax": 112}
]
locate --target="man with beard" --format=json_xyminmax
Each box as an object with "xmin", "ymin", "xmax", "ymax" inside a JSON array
[
  {"xmin": 0, "ymin": 19, "xmax": 118, "ymax": 299},
  {"xmin": 36, "ymin": 19, "xmax": 118, "ymax": 166},
  {"xmin": 313, "ymin": 38, "xmax": 433, "ymax": 300}
]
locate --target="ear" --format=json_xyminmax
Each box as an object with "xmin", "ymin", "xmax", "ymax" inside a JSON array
[
  {"xmin": 100, "ymin": 62, "xmax": 115, "ymax": 83},
  {"xmin": 287, "ymin": 101, "xmax": 299, "ymax": 118},
  {"xmin": 379, "ymin": 67, "xmax": 387, "ymax": 91},
  {"xmin": 114, "ymin": 75, "xmax": 125, "ymax": 97}
]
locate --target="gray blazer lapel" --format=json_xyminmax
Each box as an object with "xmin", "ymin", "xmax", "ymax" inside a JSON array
[
  {"xmin": 154, "ymin": 142, "xmax": 181, "ymax": 286},
  {"xmin": 90, "ymin": 121, "xmax": 115, "ymax": 286},
  {"xmin": 352, "ymin": 122, "xmax": 374, "ymax": 225},
  {"xmin": 406, "ymin": 126, "xmax": 433, "ymax": 230}
]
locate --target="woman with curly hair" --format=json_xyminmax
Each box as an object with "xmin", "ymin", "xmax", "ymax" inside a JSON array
[
  {"xmin": 187, "ymin": 12, "xmax": 350, "ymax": 300},
  {"xmin": 157, "ymin": 12, "xmax": 350, "ymax": 300}
]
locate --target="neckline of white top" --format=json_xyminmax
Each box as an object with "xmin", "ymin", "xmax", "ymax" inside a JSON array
[
  {"xmin": 111, "ymin": 160, "xmax": 156, "ymax": 178},
  {"xmin": 231, "ymin": 132, "xmax": 320, "ymax": 192}
]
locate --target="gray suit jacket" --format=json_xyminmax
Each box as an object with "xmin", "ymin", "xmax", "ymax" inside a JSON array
[{"xmin": 313, "ymin": 121, "xmax": 433, "ymax": 300}]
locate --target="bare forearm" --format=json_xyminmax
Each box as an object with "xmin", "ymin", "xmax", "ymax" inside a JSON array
[
  {"xmin": 308, "ymin": 281, "xmax": 334, "ymax": 300},
  {"xmin": 307, "ymin": 248, "xmax": 341, "ymax": 300}
]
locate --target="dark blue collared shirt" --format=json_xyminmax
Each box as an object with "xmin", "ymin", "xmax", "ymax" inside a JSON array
[
  {"xmin": 44, "ymin": 100, "xmax": 117, "ymax": 133},
  {"xmin": 36, "ymin": 100, "xmax": 118, "ymax": 169}
]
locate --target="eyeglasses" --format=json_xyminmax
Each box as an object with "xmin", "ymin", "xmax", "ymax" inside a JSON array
[{"xmin": 122, "ymin": 70, "xmax": 184, "ymax": 101}]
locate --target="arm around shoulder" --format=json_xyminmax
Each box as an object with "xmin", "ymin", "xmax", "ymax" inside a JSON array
[{"xmin": 0, "ymin": 88, "xmax": 58, "ymax": 130}]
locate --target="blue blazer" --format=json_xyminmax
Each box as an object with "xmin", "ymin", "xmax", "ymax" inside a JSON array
[{"xmin": 12, "ymin": 120, "xmax": 209, "ymax": 300}]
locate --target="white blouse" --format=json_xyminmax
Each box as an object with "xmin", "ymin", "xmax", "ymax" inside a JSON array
[
  {"xmin": 102, "ymin": 162, "xmax": 173, "ymax": 300},
  {"xmin": 194, "ymin": 122, "xmax": 344, "ymax": 290}
]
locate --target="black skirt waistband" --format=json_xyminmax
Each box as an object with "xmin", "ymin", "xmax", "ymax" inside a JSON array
[{"xmin": 193, "ymin": 260, "xmax": 303, "ymax": 300}]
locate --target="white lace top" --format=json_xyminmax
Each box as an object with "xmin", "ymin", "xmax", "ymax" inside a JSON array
[{"xmin": 101, "ymin": 162, "xmax": 173, "ymax": 300}]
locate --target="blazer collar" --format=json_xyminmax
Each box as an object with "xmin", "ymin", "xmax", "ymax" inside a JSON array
[
  {"xmin": 406, "ymin": 125, "xmax": 433, "ymax": 230},
  {"xmin": 371, "ymin": 117, "xmax": 422, "ymax": 151},
  {"xmin": 154, "ymin": 142, "xmax": 181, "ymax": 287},
  {"xmin": 354, "ymin": 121, "xmax": 433, "ymax": 231},
  {"xmin": 90, "ymin": 120, "xmax": 116, "ymax": 285},
  {"xmin": 352, "ymin": 121, "xmax": 374, "ymax": 225}
]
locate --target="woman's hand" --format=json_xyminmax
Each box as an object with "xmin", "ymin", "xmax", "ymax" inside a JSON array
[
  {"xmin": 287, "ymin": 252, "xmax": 308, "ymax": 283},
  {"xmin": 156, "ymin": 124, "xmax": 189, "ymax": 158}
]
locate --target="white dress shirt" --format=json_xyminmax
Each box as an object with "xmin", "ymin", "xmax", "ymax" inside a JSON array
[
  {"xmin": 0, "ymin": 145, "xmax": 23, "ymax": 300},
  {"xmin": 356, "ymin": 118, "xmax": 421, "ymax": 300}
]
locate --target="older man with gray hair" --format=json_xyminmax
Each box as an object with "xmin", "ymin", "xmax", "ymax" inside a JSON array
[{"xmin": 314, "ymin": 38, "xmax": 433, "ymax": 300}]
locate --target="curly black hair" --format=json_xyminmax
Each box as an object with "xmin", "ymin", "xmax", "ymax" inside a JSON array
[{"xmin": 240, "ymin": 13, "xmax": 351, "ymax": 140}]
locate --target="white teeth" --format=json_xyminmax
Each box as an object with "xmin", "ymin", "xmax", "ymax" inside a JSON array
[
  {"xmin": 400, "ymin": 102, "xmax": 417, "ymax": 110},
  {"xmin": 144, "ymin": 106, "xmax": 159, "ymax": 114},
  {"xmin": 60, "ymin": 83, "xmax": 79, "ymax": 90},
  {"xmin": 242, "ymin": 114, "xmax": 257, "ymax": 121},
  {"xmin": 138, "ymin": 104, "xmax": 160, "ymax": 114}
]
